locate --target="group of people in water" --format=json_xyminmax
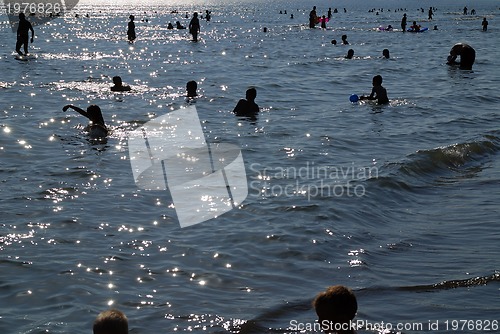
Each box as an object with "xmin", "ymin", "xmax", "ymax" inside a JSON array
[
  {"xmin": 92, "ymin": 285, "xmax": 358, "ymax": 334},
  {"xmin": 61, "ymin": 75, "xmax": 259, "ymax": 139},
  {"xmin": 13, "ymin": 6, "xmax": 482, "ymax": 136},
  {"xmin": 126, "ymin": 11, "xmax": 202, "ymax": 43}
]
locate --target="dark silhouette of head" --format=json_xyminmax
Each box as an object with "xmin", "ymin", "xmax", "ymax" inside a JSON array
[
  {"xmin": 112, "ymin": 76, "xmax": 123, "ymax": 86},
  {"xmin": 382, "ymin": 49, "xmax": 390, "ymax": 58},
  {"xmin": 313, "ymin": 286, "xmax": 358, "ymax": 334},
  {"xmin": 373, "ymin": 75, "xmax": 383, "ymax": 86},
  {"xmin": 87, "ymin": 105, "xmax": 105, "ymax": 126},
  {"xmin": 129, "ymin": 15, "xmax": 134, "ymax": 21},
  {"xmin": 346, "ymin": 49, "xmax": 354, "ymax": 59},
  {"xmin": 186, "ymin": 80, "xmax": 198, "ymax": 97},
  {"xmin": 246, "ymin": 88, "xmax": 257, "ymax": 101},
  {"xmin": 93, "ymin": 309, "xmax": 128, "ymax": 334}
]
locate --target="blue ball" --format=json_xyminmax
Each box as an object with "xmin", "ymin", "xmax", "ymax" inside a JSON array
[{"xmin": 349, "ymin": 94, "xmax": 359, "ymax": 103}]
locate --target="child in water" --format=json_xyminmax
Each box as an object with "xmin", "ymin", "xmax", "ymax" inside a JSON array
[
  {"xmin": 62, "ymin": 104, "xmax": 108, "ymax": 138},
  {"xmin": 110, "ymin": 76, "xmax": 131, "ymax": 92},
  {"xmin": 360, "ymin": 75, "xmax": 389, "ymax": 104},
  {"xmin": 409, "ymin": 21, "xmax": 421, "ymax": 32},
  {"xmin": 233, "ymin": 88, "xmax": 259, "ymax": 117},
  {"xmin": 345, "ymin": 49, "xmax": 354, "ymax": 59}
]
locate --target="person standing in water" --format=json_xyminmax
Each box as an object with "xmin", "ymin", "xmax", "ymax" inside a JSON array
[
  {"xmin": 309, "ymin": 6, "xmax": 317, "ymax": 28},
  {"xmin": 16, "ymin": 13, "xmax": 34, "ymax": 56},
  {"xmin": 127, "ymin": 15, "xmax": 136, "ymax": 43},
  {"xmin": 401, "ymin": 13, "xmax": 407, "ymax": 32},
  {"xmin": 189, "ymin": 12, "xmax": 201, "ymax": 42},
  {"xmin": 233, "ymin": 88, "xmax": 259, "ymax": 117},
  {"xmin": 482, "ymin": 17, "xmax": 488, "ymax": 31}
]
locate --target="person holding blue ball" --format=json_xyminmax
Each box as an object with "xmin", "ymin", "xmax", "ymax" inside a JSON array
[{"xmin": 359, "ymin": 75, "xmax": 389, "ymax": 104}]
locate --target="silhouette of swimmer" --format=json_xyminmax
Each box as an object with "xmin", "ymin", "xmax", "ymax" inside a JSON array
[
  {"xmin": 382, "ymin": 48, "xmax": 390, "ymax": 58},
  {"xmin": 186, "ymin": 80, "xmax": 198, "ymax": 98},
  {"xmin": 341, "ymin": 34, "xmax": 348, "ymax": 45},
  {"xmin": 176, "ymin": 21, "xmax": 186, "ymax": 29},
  {"xmin": 167, "ymin": 22, "xmax": 174, "ymax": 29},
  {"xmin": 345, "ymin": 49, "xmax": 354, "ymax": 59},
  {"xmin": 360, "ymin": 75, "xmax": 389, "ymax": 104},
  {"xmin": 93, "ymin": 309, "xmax": 128, "ymax": 334},
  {"xmin": 62, "ymin": 104, "xmax": 108, "ymax": 138},
  {"xmin": 447, "ymin": 43, "xmax": 475, "ymax": 70},
  {"xmin": 16, "ymin": 13, "xmax": 35, "ymax": 56},
  {"xmin": 313, "ymin": 285, "xmax": 358, "ymax": 334},
  {"xmin": 233, "ymin": 88, "xmax": 259, "ymax": 117},
  {"xmin": 331, "ymin": 39, "xmax": 337, "ymax": 45},
  {"xmin": 127, "ymin": 15, "xmax": 136, "ymax": 43},
  {"xmin": 110, "ymin": 76, "xmax": 131, "ymax": 92},
  {"xmin": 189, "ymin": 12, "xmax": 200, "ymax": 41}
]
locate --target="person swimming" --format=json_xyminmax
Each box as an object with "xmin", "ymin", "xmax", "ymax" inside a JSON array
[
  {"xmin": 110, "ymin": 76, "xmax": 131, "ymax": 92},
  {"xmin": 345, "ymin": 49, "xmax": 354, "ymax": 59},
  {"xmin": 382, "ymin": 48, "xmax": 390, "ymax": 59},
  {"xmin": 62, "ymin": 104, "xmax": 108, "ymax": 138}
]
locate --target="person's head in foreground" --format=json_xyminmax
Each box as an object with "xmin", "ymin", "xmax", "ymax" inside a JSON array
[
  {"xmin": 93, "ymin": 309, "xmax": 128, "ymax": 334},
  {"xmin": 246, "ymin": 87, "xmax": 257, "ymax": 102},
  {"xmin": 313, "ymin": 285, "xmax": 358, "ymax": 334}
]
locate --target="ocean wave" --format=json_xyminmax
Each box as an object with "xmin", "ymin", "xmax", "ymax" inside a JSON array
[
  {"xmin": 380, "ymin": 272, "xmax": 500, "ymax": 292},
  {"xmin": 372, "ymin": 133, "xmax": 500, "ymax": 191}
]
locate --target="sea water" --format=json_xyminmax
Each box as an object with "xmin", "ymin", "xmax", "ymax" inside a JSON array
[{"xmin": 0, "ymin": 0, "xmax": 499, "ymax": 333}]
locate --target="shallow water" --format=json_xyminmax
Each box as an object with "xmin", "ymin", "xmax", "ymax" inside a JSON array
[{"xmin": 1, "ymin": 0, "xmax": 499, "ymax": 333}]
